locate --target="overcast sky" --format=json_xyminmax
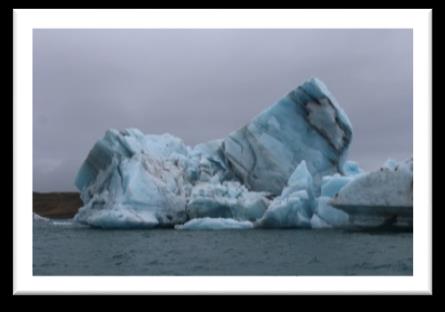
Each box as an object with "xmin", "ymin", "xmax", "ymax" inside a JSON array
[{"xmin": 33, "ymin": 29, "xmax": 412, "ymax": 192}]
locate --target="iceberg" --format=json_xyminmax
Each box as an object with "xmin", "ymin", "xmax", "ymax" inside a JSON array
[
  {"xmin": 72, "ymin": 77, "xmax": 412, "ymax": 230},
  {"xmin": 33, "ymin": 213, "xmax": 50, "ymax": 222},
  {"xmin": 257, "ymin": 190, "xmax": 312, "ymax": 228},
  {"xmin": 74, "ymin": 129, "xmax": 190, "ymax": 228},
  {"xmin": 175, "ymin": 217, "xmax": 254, "ymax": 230},
  {"xmin": 257, "ymin": 161, "xmax": 314, "ymax": 228},
  {"xmin": 257, "ymin": 161, "xmax": 354, "ymax": 228},
  {"xmin": 330, "ymin": 158, "xmax": 413, "ymax": 220},
  {"xmin": 222, "ymin": 78, "xmax": 353, "ymax": 195}
]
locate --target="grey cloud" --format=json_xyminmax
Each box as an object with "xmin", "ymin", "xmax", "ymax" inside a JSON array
[{"xmin": 33, "ymin": 29, "xmax": 412, "ymax": 192}]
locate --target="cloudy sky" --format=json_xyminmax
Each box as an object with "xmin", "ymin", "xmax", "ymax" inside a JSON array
[{"xmin": 33, "ymin": 29, "xmax": 412, "ymax": 192}]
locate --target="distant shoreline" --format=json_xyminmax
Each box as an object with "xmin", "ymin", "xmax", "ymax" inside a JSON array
[{"xmin": 33, "ymin": 192, "xmax": 81, "ymax": 219}]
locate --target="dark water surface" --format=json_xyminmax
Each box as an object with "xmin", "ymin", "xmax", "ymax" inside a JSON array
[{"xmin": 33, "ymin": 220, "xmax": 412, "ymax": 275}]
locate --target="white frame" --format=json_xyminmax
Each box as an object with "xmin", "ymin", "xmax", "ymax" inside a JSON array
[{"xmin": 13, "ymin": 9, "xmax": 432, "ymax": 294}]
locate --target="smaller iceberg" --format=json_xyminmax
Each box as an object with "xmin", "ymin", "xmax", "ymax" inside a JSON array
[
  {"xmin": 258, "ymin": 190, "xmax": 312, "ymax": 228},
  {"xmin": 257, "ymin": 160, "xmax": 356, "ymax": 228},
  {"xmin": 330, "ymin": 158, "xmax": 413, "ymax": 221},
  {"xmin": 175, "ymin": 217, "xmax": 254, "ymax": 230},
  {"xmin": 33, "ymin": 213, "xmax": 50, "ymax": 222},
  {"xmin": 258, "ymin": 161, "xmax": 314, "ymax": 228}
]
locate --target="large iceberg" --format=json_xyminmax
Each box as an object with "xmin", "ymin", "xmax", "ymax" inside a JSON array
[{"xmin": 72, "ymin": 78, "xmax": 412, "ymax": 230}]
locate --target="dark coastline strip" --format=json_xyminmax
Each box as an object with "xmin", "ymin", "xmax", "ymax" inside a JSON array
[{"xmin": 33, "ymin": 192, "xmax": 82, "ymax": 219}]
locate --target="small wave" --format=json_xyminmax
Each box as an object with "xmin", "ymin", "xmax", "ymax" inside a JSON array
[{"xmin": 51, "ymin": 220, "xmax": 75, "ymax": 226}]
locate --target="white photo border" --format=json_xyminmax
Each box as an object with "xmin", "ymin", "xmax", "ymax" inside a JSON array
[{"xmin": 13, "ymin": 9, "xmax": 432, "ymax": 295}]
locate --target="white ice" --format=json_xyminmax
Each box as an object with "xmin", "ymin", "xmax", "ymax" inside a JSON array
[
  {"xmin": 187, "ymin": 181, "xmax": 270, "ymax": 221},
  {"xmin": 33, "ymin": 213, "xmax": 50, "ymax": 222},
  {"xmin": 314, "ymin": 196, "xmax": 349, "ymax": 227},
  {"xmin": 320, "ymin": 174, "xmax": 355, "ymax": 197},
  {"xmin": 330, "ymin": 158, "xmax": 413, "ymax": 217},
  {"xmin": 175, "ymin": 217, "xmax": 254, "ymax": 230},
  {"xmin": 258, "ymin": 161, "xmax": 314, "ymax": 228}
]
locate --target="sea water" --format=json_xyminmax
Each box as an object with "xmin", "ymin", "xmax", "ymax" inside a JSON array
[{"xmin": 33, "ymin": 219, "xmax": 412, "ymax": 276}]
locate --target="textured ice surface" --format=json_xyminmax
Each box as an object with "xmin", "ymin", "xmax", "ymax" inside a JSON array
[
  {"xmin": 342, "ymin": 160, "xmax": 364, "ymax": 176},
  {"xmin": 73, "ymin": 129, "xmax": 243, "ymax": 228},
  {"xmin": 75, "ymin": 129, "xmax": 188, "ymax": 194},
  {"xmin": 383, "ymin": 159, "xmax": 399, "ymax": 170},
  {"xmin": 282, "ymin": 160, "xmax": 315, "ymax": 198},
  {"xmin": 187, "ymin": 181, "xmax": 270, "ymax": 221},
  {"xmin": 258, "ymin": 190, "xmax": 312, "ymax": 228},
  {"xmin": 330, "ymin": 158, "xmax": 413, "ymax": 217},
  {"xmin": 175, "ymin": 217, "xmax": 254, "ymax": 230},
  {"xmin": 314, "ymin": 196, "xmax": 349, "ymax": 227},
  {"xmin": 222, "ymin": 78, "xmax": 353, "ymax": 195},
  {"xmin": 320, "ymin": 174, "xmax": 355, "ymax": 197},
  {"xmin": 258, "ymin": 160, "xmax": 352, "ymax": 228},
  {"xmin": 310, "ymin": 213, "xmax": 331, "ymax": 229},
  {"xmin": 185, "ymin": 139, "xmax": 234, "ymax": 184},
  {"xmin": 74, "ymin": 129, "xmax": 190, "ymax": 228},
  {"xmin": 258, "ymin": 161, "xmax": 314, "ymax": 228}
]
